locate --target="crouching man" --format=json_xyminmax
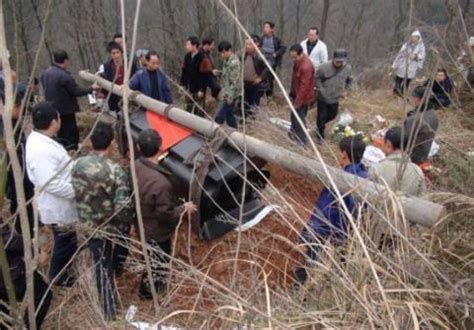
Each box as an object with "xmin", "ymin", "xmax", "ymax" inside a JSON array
[
  {"xmin": 135, "ymin": 129, "xmax": 196, "ymax": 299},
  {"xmin": 296, "ymin": 136, "xmax": 368, "ymax": 283}
]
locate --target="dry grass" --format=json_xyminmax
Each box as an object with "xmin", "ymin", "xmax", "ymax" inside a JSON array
[{"xmin": 29, "ymin": 86, "xmax": 473, "ymax": 329}]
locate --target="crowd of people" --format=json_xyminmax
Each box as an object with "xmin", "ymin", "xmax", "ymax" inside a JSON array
[{"xmin": 0, "ymin": 20, "xmax": 473, "ymax": 327}]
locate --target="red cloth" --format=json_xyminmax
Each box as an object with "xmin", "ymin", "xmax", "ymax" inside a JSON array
[
  {"xmin": 114, "ymin": 64, "xmax": 125, "ymax": 85},
  {"xmin": 145, "ymin": 110, "xmax": 192, "ymax": 151},
  {"xmin": 290, "ymin": 55, "xmax": 315, "ymax": 108},
  {"xmin": 199, "ymin": 57, "xmax": 213, "ymax": 73}
]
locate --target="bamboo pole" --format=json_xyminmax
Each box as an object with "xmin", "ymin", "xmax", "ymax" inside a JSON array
[{"xmin": 78, "ymin": 71, "xmax": 446, "ymax": 228}]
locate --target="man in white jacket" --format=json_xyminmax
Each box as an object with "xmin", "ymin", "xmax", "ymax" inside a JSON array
[
  {"xmin": 25, "ymin": 101, "xmax": 78, "ymax": 287},
  {"xmin": 300, "ymin": 27, "xmax": 328, "ymax": 71}
]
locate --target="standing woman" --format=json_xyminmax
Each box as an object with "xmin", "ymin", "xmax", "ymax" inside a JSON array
[{"xmin": 391, "ymin": 30, "xmax": 426, "ymax": 97}]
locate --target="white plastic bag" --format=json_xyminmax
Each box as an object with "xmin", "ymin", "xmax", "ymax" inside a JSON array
[
  {"xmin": 334, "ymin": 111, "xmax": 354, "ymax": 127},
  {"xmin": 428, "ymin": 140, "xmax": 440, "ymax": 159}
]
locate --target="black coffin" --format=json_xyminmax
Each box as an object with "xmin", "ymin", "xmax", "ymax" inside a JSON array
[{"xmin": 128, "ymin": 109, "xmax": 269, "ymax": 240}]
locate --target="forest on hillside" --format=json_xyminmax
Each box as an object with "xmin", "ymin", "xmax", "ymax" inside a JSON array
[{"xmin": 0, "ymin": 0, "xmax": 473, "ymax": 329}]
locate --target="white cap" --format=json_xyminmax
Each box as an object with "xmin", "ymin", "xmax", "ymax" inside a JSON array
[
  {"xmin": 469, "ymin": 36, "xmax": 474, "ymax": 47},
  {"xmin": 411, "ymin": 30, "xmax": 421, "ymax": 38}
]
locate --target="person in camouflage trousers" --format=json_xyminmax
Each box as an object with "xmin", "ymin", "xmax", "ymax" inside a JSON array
[
  {"xmin": 215, "ymin": 41, "xmax": 241, "ymax": 128},
  {"xmin": 71, "ymin": 122, "xmax": 133, "ymax": 319}
]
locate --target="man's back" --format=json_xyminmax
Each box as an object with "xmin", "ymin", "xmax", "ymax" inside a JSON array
[
  {"xmin": 369, "ymin": 153, "xmax": 426, "ymax": 196},
  {"xmin": 310, "ymin": 163, "xmax": 368, "ymax": 240},
  {"xmin": 41, "ymin": 65, "xmax": 88, "ymax": 116},
  {"xmin": 71, "ymin": 154, "xmax": 131, "ymax": 232},
  {"xmin": 25, "ymin": 130, "xmax": 77, "ymax": 225},
  {"xmin": 404, "ymin": 108, "xmax": 439, "ymax": 164},
  {"xmin": 135, "ymin": 158, "xmax": 182, "ymax": 242}
]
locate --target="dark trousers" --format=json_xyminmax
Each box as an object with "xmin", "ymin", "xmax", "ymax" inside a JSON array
[
  {"xmin": 89, "ymin": 238, "xmax": 118, "ymax": 318},
  {"xmin": 430, "ymin": 96, "xmax": 450, "ymax": 109},
  {"xmin": 215, "ymin": 100, "xmax": 237, "ymax": 128},
  {"xmin": 112, "ymin": 234, "xmax": 129, "ymax": 276},
  {"xmin": 244, "ymin": 83, "xmax": 262, "ymax": 114},
  {"xmin": 0, "ymin": 271, "xmax": 52, "ymax": 330},
  {"xmin": 316, "ymin": 100, "xmax": 339, "ymax": 140},
  {"xmin": 139, "ymin": 239, "xmax": 171, "ymax": 297},
  {"xmin": 49, "ymin": 226, "xmax": 77, "ymax": 285},
  {"xmin": 6, "ymin": 148, "xmax": 35, "ymax": 236},
  {"xmin": 394, "ymin": 76, "xmax": 412, "ymax": 97},
  {"xmin": 290, "ymin": 104, "xmax": 309, "ymax": 145},
  {"xmin": 57, "ymin": 114, "xmax": 79, "ymax": 151}
]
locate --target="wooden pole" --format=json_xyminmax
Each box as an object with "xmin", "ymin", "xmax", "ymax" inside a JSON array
[{"xmin": 78, "ymin": 71, "xmax": 446, "ymax": 228}]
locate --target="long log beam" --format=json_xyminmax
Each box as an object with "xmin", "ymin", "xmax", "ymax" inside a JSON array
[{"xmin": 79, "ymin": 70, "xmax": 446, "ymax": 227}]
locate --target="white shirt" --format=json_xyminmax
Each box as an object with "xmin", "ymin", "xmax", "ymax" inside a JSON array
[
  {"xmin": 25, "ymin": 131, "xmax": 78, "ymax": 225},
  {"xmin": 300, "ymin": 38, "xmax": 329, "ymax": 70}
]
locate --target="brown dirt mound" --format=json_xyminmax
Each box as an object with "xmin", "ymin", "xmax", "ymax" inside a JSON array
[{"xmin": 115, "ymin": 163, "xmax": 322, "ymax": 323}]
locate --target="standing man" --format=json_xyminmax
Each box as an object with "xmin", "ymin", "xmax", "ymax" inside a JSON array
[
  {"xmin": 259, "ymin": 21, "xmax": 286, "ymax": 95},
  {"xmin": 135, "ymin": 129, "xmax": 196, "ymax": 299},
  {"xmin": 136, "ymin": 49, "xmax": 149, "ymax": 69},
  {"xmin": 129, "ymin": 51, "xmax": 173, "ymax": 104},
  {"xmin": 3, "ymin": 87, "xmax": 35, "ymax": 235},
  {"xmin": 71, "ymin": 123, "xmax": 133, "ymax": 318},
  {"xmin": 180, "ymin": 36, "xmax": 206, "ymax": 116},
  {"xmin": 403, "ymin": 86, "xmax": 439, "ymax": 165},
  {"xmin": 41, "ymin": 50, "xmax": 93, "ymax": 150},
  {"xmin": 243, "ymin": 35, "xmax": 270, "ymax": 116},
  {"xmin": 200, "ymin": 37, "xmax": 221, "ymax": 99},
  {"xmin": 100, "ymin": 42, "xmax": 138, "ymax": 112},
  {"xmin": 25, "ymin": 102, "xmax": 78, "ymax": 287},
  {"xmin": 288, "ymin": 44, "xmax": 315, "ymax": 145},
  {"xmin": 113, "ymin": 33, "xmax": 124, "ymax": 49},
  {"xmin": 300, "ymin": 27, "xmax": 328, "ymax": 71},
  {"xmin": 315, "ymin": 49, "xmax": 353, "ymax": 142},
  {"xmin": 215, "ymin": 41, "xmax": 241, "ymax": 128}
]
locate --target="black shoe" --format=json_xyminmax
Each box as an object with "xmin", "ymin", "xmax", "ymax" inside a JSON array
[
  {"xmin": 138, "ymin": 282, "xmax": 167, "ymax": 300},
  {"xmin": 138, "ymin": 289, "xmax": 153, "ymax": 300},
  {"xmin": 294, "ymin": 267, "xmax": 308, "ymax": 285}
]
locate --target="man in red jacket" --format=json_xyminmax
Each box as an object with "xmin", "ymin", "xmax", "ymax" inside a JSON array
[{"xmin": 288, "ymin": 44, "xmax": 315, "ymax": 146}]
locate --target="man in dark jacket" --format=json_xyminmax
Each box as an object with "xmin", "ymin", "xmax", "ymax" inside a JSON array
[
  {"xmin": 243, "ymin": 35, "xmax": 270, "ymax": 116},
  {"xmin": 2, "ymin": 87, "xmax": 35, "ymax": 236},
  {"xmin": 41, "ymin": 50, "xmax": 93, "ymax": 151},
  {"xmin": 315, "ymin": 49, "xmax": 353, "ymax": 142},
  {"xmin": 200, "ymin": 38, "xmax": 221, "ymax": 99},
  {"xmin": 259, "ymin": 21, "xmax": 286, "ymax": 96},
  {"xmin": 426, "ymin": 68, "xmax": 454, "ymax": 109},
  {"xmin": 0, "ymin": 223, "xmax": 52, "ymax": 329},
  {"xmin": 404, "ymin": 86, "xmax": 439, "ymax": 165},
  {"xmin": 99, "ymin": 42, "xmax": 138, "ymax": 112},
  {"xmin": 288, "ymin": 44, "xmax": 315, "ymax": 146},
  {"xmin": 135, "ymin": 129, "xmax": 196, "ymax": 299},
  {"xmin": 180, "ymin": 36, "xmax": 207, "ymax": 116},
  {"xmin": 259, "ymin": 21, "xmax": 286, "ymax": 70},
  {"xmin": 129, "ymin": 51, "xmax": 173, "ymax": 104}
]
